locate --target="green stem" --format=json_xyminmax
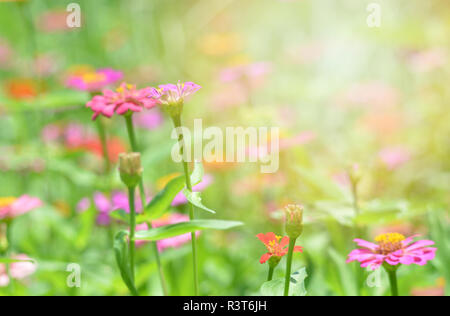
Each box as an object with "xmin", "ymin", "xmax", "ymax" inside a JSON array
[
  {"xmin": 283, "ymin": 238, "xmax": 296, "ymax": 296},
  {"xmin": 386, "ymin": 268, "xmax": 399, "ymax": 296},
  {"xmin": 172, "ymin": 114, "xmax": 199, "ymax": 296},
  {"xmin": 96, "ymin": 117, "xmax": 111, "ymax": 173},
  {"xmin": 267, "ymin": 266, "xmax": 274, "ymax": 282},
  {"xmin": 123, "ymin": 114, "xmax": 168, "ymax": 296},
  {"xmin": 6, "ymin": 222, "xmax": 12, "ymax": 254},
  {"xmin": 5, "ymin": 222, "xmax": 14, "ymax": 292},
  {"xmin": 128, "ymin": 186, "xmax": 136, "ymax": 282}
]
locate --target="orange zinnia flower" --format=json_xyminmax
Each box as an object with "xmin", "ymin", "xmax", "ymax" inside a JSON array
[{"xmin": 256, "ymin": 232, "xmax": 303, "ymax": 264}]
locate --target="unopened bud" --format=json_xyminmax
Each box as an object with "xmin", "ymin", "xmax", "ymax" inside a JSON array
[
  {"xmin": 348, "ymin": 163, "xmax": 361, "ymax": 185},
  {"xmin": 285, "ymin": 204, "xmax": 303, "ymax": 240},
  {"xmin": 119, "ymin": 152, "xmax": 142, "ymax": 188}
]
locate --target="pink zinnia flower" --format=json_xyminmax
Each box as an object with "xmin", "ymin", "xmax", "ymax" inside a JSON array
[
  {"xmin": 150, "ymin": 81, "xmax": 201, "ymax": 106},
  {"xmin": 66, "ymin": 68, "xmax": 123, "ymax": 92},
  {"xmin": 86, "ymin": 82, "xmax": 157, "ymax": 120},
  {"xmin": 0, "ymin": 254, "xmax": 36, "ymax": 287},
  {"xmin": 0, "ymin": 195, "xmax": 42, "ymax": 220},
  {"xmin": 347, "ymin": 233, "xmax": 437, "ymax": 270}
]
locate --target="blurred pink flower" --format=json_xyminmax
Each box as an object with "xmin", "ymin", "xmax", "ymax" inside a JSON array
[
  {"xmin": 338, "ymin": 82, "xmax": 399, "ymax": 109},
  {"xmin": 219, "ymin": 62, "xmax": 271, "ymax": 83},
  {"xmin": 280, "ymin": 131, "xmax": 316, "ymax": 150},
  {"xmin": 0, "ymin": 254, "xmax": 36, "ymax": 287},
  {"xmin": 347, "ymin": 233, "xmax": 436, "ymax": 271},
  {"xmin": 76, "ymin": 190, "xmax": 150, "ymax": 226},
  {"xmin": 378, "ymin": 147, "xmax": 411, "ymax": 170},
  {"xmin": 172, "ymin": 174, "xmax": 214, "ymax": 206},
  {"xmin": 211, "ymin": 83, "xmax": 247, "ymax": 110},
  {"xmin": 36, "ymin": 10, "xmax": 73, "ymax": 33},
  {"xmin": 76, "ymin": 197, "xmax": 90, "ymax": 213},
  {"xmin": 66, "ymin": 68, "xmax": 123, "ymax": 92},
  {"xmin": 404, "ymin": 48, "xmax": 446, "ymax": 73},
  {"xmin": 64, "ymin": 123, "xmax": 85, "ymax": 148},
  {"xmin": 150, "ymin": 81, "xmax": 201, "ymax": 106},
  {"xmin": 41, "ymin": 122, "xmax": 86, "ymax": 148},
  {"xmin": 247, "ymin": 131, "xmax": 315, "ymax": 160},
  {"xmin": 133, "ymin": 110, "xmax": 164, "ymax": 130},
  {"xmin": 41, "ymin": 124, "xmax": 62, "ymax": 143},
  {"xmin": 332, "ymin": 171, "xmax": 351, "ymax": 188},
  {"xmin": 0, "ymin": 39, "xmax": 12, "ymax": 68},
  {"xmin": 0, "ymin": 195, "xmax": 42, "ymax": 220},
  {"xmin": 87, "ymin": 83, "xmax": 156, "ymax": 120},
  {"xmin": 34, "ymin": 54, "xmax": 59, "ymax": 77}
]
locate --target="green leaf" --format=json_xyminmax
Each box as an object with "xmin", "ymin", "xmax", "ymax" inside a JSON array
[
  {"xmin": 110, "ymin": 209, "xmax": 130, "ymax": 224},
  {"xmin": 260, "ymin": 267, "xmax": 308, "ymax": 296},
  {"xmin": 327, "ymin": 248, "xmax": 358, "ymax": 296},
  {"xmin": 113, "ymin": 231, "xmax": 138, "ymax": 296},
  {"xmin": 190, "ymin": 160, "xmax": 204, "ymax": 186},
  {"xmin": 294, "ymin": 166, "xmax": 347, "ymax": 200},
  {"xmin": 138, "ymin": 161, "xmax": 207, "ymax": 223},
  {"xmin": 3, "ymin": 90, "xmax": 89, "ymax": 112},
  {"xmin": 183, "ymin": 189, "xmax": 216, "ymax": 214},
  {"xmin": 355, "ymin": 199, "xmax": 406, "ymax": 224},
  {"xmin": 134, "ymin": 219, "xmax": 243, "ymax": 241},
  {"xmin": 0, "ymin": 257, "xmax": 36, "ymax": 264},
  {"xmin": 74, "ymin": 206, "xmax": 96, "ymax": 250},
  {"xmin": 138, "ymin": 175, "xmax": 185, "ymax": 223}
]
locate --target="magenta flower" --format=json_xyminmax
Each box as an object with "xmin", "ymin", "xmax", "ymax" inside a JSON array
[
  {"xmin": 0, "ymin": 195, "xmax": 42, "ymax": 220},
  {"xmin": 77, "ymin": 191, "xmax": 150, "ymax": 226},
  {"xmin": 0, "ymin": 254, "xmax": 36, "ymax": 287},
  {"xmin": 86, "ymin": 82, "xmax": 157, "ymax": 120},
  {"xmin": 150, "ymin": 81, "xmax": 201, "ymax": 106},
  {"xmin": 347, "ymin": 233, "xmax": 437, "ymax": 270},
  {"xmin": 66, "ymin": 68, "xmax": 122, "ymax": 92}
]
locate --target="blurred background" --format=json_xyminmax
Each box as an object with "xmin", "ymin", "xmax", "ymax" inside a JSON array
[{"xmin": 0, "ymin": 0, "xmax": 448, "ymax": 296}]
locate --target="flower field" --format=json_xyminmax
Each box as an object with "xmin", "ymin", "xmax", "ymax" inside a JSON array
[{"xmin": 0, "ymin": 0, "xmax": 449, "ymax": 297}]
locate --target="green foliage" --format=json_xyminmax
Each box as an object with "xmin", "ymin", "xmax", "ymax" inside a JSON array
[{"xmin": 260, "ymin": 268, "xmax": 308, "ymax": 296}]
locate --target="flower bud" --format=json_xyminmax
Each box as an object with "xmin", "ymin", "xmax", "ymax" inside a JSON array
[
  {"xmin": 348, "ymin": 163, "xmax": 361, "ymax": 186},
  {"xmin": 285, "ymin": 204, "xmax": 303, "ymax": 240},
  {"xmin": 118, "ymin": 152, "xmax": 143, "ymax": 188}
]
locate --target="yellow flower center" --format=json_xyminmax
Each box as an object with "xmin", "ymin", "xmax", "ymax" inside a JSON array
[
  {"xmin": 116, "ymin": 83, "xmax": 134, "ymax": 93},
  {"xmin": 375, "ymin": 233, "xmax": 405, "ymax": 254},
  {"xmin": 0, "ymin": 197, "xmax": 17, "ymax": 208},
  {"xmin": 267, "ymin": 235, "xmax": 283, "ymax": 253},
  {"xmin": 82, "ymin": 72, "xmax": 106, "ymax": 83}
]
